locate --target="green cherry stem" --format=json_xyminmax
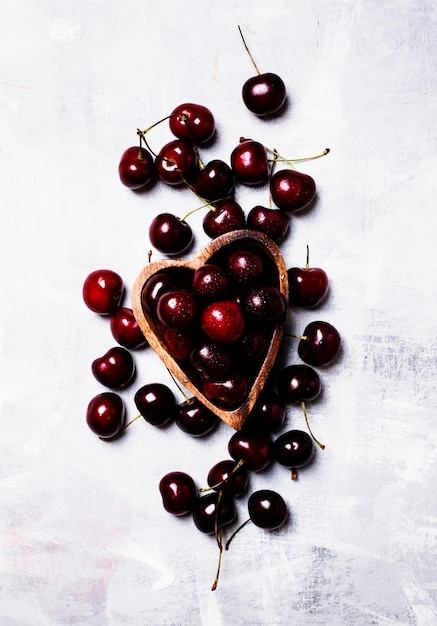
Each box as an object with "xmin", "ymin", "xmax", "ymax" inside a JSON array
[
  {"xmin": 301, "ymin": 401, "xmax": 325, "ymax": 450},
  {"xmin": 238, "ymin": 25, "xmax": 261, "ymax": 76},
  {"xmin": 199, "ymin": 459, "xmax": 246, "ymax": 493}
]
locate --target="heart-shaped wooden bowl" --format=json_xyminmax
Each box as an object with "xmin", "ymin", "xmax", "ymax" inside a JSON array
[{"xmin": 131, "ymin": 230, "xmax": 289, "ymax": 430}]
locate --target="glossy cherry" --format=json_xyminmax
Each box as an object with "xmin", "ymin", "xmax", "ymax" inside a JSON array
[
  {"xmin": 246, "ymin": 206, "xmax": 290, "ymax": 242},
  {"xmin": 169, "ymin": 103, "xmax": 215, "ymax": 145},
  {"xmin": 110, "ymin": 307, "xmax": 147, "ymax": 349},
  {"xmin": 149, "ymin": 213, "xmax": 193, "ymax": 256},
  {"xmin": 191, "ymin": 159, "xmax": 234, "ymax": 202},
  {"xmin": 192, "ymin": 264, "xmax": 230, "ymax": 300},
  {"xmin": 242, "ymin": 285, "xmax": 286, "ymax": 322},
  {"xmin": 288, "ymin": 247, "xmax": 329, "ymax": 308},
  {"xmin": 249, "ymin": 389, "xmax": 286, "ymax": 433},
  {"xmin": 248, "ymin": 490, "xmax": 288, "ymax": 530},
  {"xmin": 190, "ymin": 341, "xmax": 231, "ymax": 380},
  {"xmin": 118, "ymin": 146, "xmax": 155, "ymax": 190},
  {"xmin": 155, "ymin": 139, "xmax": 197, "ymax": 186},
  {"xmin": 200, "ymin": 299, "xmax": 245, "ymax": 344},
  {"xmin": 298, "ymin": 321, "xmax": 341, "ymax": 366},
  {"xmin": 159, "ymin": 471, "xmax": 198, "ymax": 516},
  {"xmin": 176, "ymin": 398, "xmax": 218, "ymax": 437},
  {"xmin": 270, "ymin": 169, "xmax": 316, "ymax": 213},
  {"xmin": 192, "ymin": 491, "xmax": 236, "ymax": 535},
  {"xmin": 276, "ymin": 364, "xmax": 321, "ymax": 404},
  {"xmin": 206, "ymin": 459, "xmax": 249, "ymax": 498},
  {"xmin": 134, "ymin": 383, "xmax": 177, "ymax": 427},
  {"xmin": 228, "ymin": 425, "xmax": 273, "ymax": 472},
  {"xmin": 86, "ymin": 392, "xmax": 126, "ymax": 439},
  {"xmin": 82, "ymin": 269, "xmax": 124, "ymax": 315},
  {"xmin": 203, "ymin": 199, "xmax": 246, "ymax": 239},
  {"xmin": 141, "ymin": 272, "xmax": 179, "ymax": 315},
  {"xmin": 157, "ymin": 288, "xmax": 198, "ymax": 332},
  {"xmin": 273, "ymin": 429, "xmax": 315, "ymax": 475},
  {"xmin": 230, "ymin": 138, "xmax": 269, "ymax": 185},
  {"xmin": 163, "ymin": 328, "xmax": 195, "ymax": 361},
  {"xmin": 226, "ymin": 248, "xmax": 264, "ymax": 286},
  {"xmin": 203, "ymin": 373, "xmax": 249, "ymax": 409},
  {"xmin": 92, "ymin": 346, "xmax": 135, "ymax": 389}
]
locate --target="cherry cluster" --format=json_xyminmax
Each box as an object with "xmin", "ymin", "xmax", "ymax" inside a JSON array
[{"xmin": 82, "ymin": 26, "xmax": 342, "ymax": 590}]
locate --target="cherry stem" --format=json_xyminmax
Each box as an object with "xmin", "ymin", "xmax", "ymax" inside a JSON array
[
  {"xmin": 238, "ymin": 25, "xmax": 261, "ymax": 75},
  {"xmin": 301, "ymin": 401, "xmax": 325, "ymax": 450},
  {"xmin": 98, "ymin": 413, "xmax": 142, "ymax": 441},
  {"xmin": 179, "ymin": 196, "xmax": 232, "ymax": 223},
  {"xmin": 225, "ymin": 518, "xmax": 252, "ymax": 550},
  {"xmin": 166, "ymin": 368, "xmax": 191, "ymax": 403},
  {"xmin": 147, "ymin": 250, "xmax": 153, "ymax": 264},
  {"xmin": 211, "ymin": 527, "xmax": 224, "ymax": 591},
  {"xmin": 266, "ymin": 147, "xmax": 330, "ymax": 169},
  {"xmin": 136, "ymin": 128, "xmax": 158, "ymax": 159},
  {"xmin": 305, "ymin": 244, "xmax": 310, "ymax": 270}
]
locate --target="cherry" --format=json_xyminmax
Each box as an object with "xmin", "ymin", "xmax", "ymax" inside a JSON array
[
  {"xmin": 230, "ymin": 138, "xmax": 269, "ymax": 185},
  {"xmin": 86, "ymin": 392, "xmax": 126, "ymax": 439},
  {"xmin": 155, "ymin": 139, "xmax": 197, "ymax": 186},
  {"xmin": 149, "ymin": 213, "xmax": 193, "ymax": 256},
  {"xmin": 190, "ymin": 159, "xmax": 234, "ymax": 202},
  {"xmin": 249, "ymin": 389, "xmax": 286, "ymax": 433},
  {"xmin": 159, "ymin": 471, "xmax": 198, "ymax": 516},
  {"xmin": 141, "ymin": 271, "xmax": 178, "ymax": 315},
  {"xmin": 92, "ymin": 346, "xmax": 135, "ymax": 389},
  {"xmin": 298, "ymin": 321, "xmax": 341, "ymax": 366},
  {"xmin": 192, "ymin": 264, "xmax": 230, "ymax": 300},
  {"xmin": 203, "ymin": 198, "xmax": 246, "ymax": 239},
  {"xmin": 273, "ymin": 429, "xmax": 315, "ymax": 477},
  {"xmin": 110, "ymin": 307, "xmax": 147, "ymax": 349},
  {"xmin": 270, "ymin": 169, "xmax": 316, "ymax": 213},
  {"xmin": 118, "ymin": 146, "xmax": 155, "ymax": 190},
  {"xmin": 176, "ymin": 398, "xmax": 218, "ymax": 437},
  {"xmin": 134, "ymin": 383, "xmax": 177, "ymax": 427},
  {"xmin": 238, "ymin": 328, "xmax": 267, "ymax": 361},
  {"xmin": 192, "ymin": 491, "xmax": 236, "ymax": 535},
  {"xmin": 288, "ymin": 246, "xmax": 329, "ymax": 308},
  {"xmin": 82, "ymin": 269, "xmax": 124, "ymax": 315},
  {"xmin": 246, "ymin": 206, "xmax": 290, "ymax": 242},
  {"xmin": 276, "ymin": 364, "xmax": 321, "ymax": 404},
  {"xmin": 247, "ymin": 489, "xmax": 287, "ymax": 530},
  {"xmin": 228, "ymin": 425, "xmax": 272, "ymax": 472},
  {"xmin": 203, "ymin": 373, "xmax": 249, "ymax": 409},
  {"xmin": 238, "ymin": 26, "xmax": 286, "ymax": 117},
  {"xmin": 163, "ymin": 328, "xmax": 195, "ymax": 361},
  {"xmin": 200, "ymin": 299, "xmax": 245, "ymax": 344},
  {"xmin": 242, "ymin": 285, "xmax": 286, "ymax": 321},
  {"xmin": 226, "ymin": 248, "xmax": 264, "ymax": 286},
  {"xmin": 156, "ymin": 288, "xmax": 198, "ymax": 332},
  {"xmin": 190, "ymin": 341, "xmax": 231, "ymax": 380},
  {"xmin": 206, "ymin": 460, "xmax": 249, "ymax": 498},
  {"xmin": 169, "ymin": 103, "xmax": 215, "ymax": 145}
]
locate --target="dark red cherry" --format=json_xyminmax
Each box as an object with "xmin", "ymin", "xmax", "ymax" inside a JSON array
[
  {"xmin": 203, "ymin": 199, "xmax": 246, "ymax": 239},
  {"xmin": 141, "ymin": 272, "xmax": 178, "ymax": 315},
  {"xmin": 207, "ymin": 459, "xmax": 249, "ymax": 497},
  {"xmin": 200, "ymin": 300, "xmax": 245, "ymax": 344},
  {"xmin": 159, "ymin": 471, "xmax": 198, "ymax": 516},
  {"xmin": 155, "ymin": 139, "xmax": 197, "ymax": 186},
  {"xmin": 242, "ymin": 72, "xmax": 287, "ymax": 117},
  {"xmin": 149, "ymin": 213, "xmax": 193, "ymax": 256},
  {"xmin": 191, "ymin": 160, "xmax": 234, "ymax": 201},
  {"xmin": 110, "ymin": 307, "xmax": 147, "ymax": 349},
  {"xmin": 270, "ymin": 169, "xmax": 316, "ymax": 213},
  {"xmin": 238, "ymin": 329, "xmax": 267, "ymax": 361},
  {"xmin": 228, "ymin": 426, "xmax": 273, "ymax": 472},
  {"xmin": 157, "ymin": 288, "xmax": 198, "ymax": 332},
  {"xmin": 86, "ymin": 392, "xmax": 126, "ymax": 439},
  {"xmin": 242, "ymin": 285, "xmax": 286, "ymax": 321},
  {"xmin": 176, "ymin": 398, "xmax": 218, "ymax": 437},
  {"xmin": 190, "ymin": 341, "xmax": 231, "ymax": 380},
  {"xmin": 246, "ymin": 206, "xmax": 290, "ymax": 242},
  {"xmin": 92, "ymin": 346, "xmax": 135, "ymax": 389},
  {"xmin": 249, "ymin": 389, "xmax": 286, "ymax": 432},
  {"xmin": 118, "ymin": 146, "xmax": 155, "ymax": 190},
  {"xmin": 273, "ymin": 429, "xmax": 315, "ymax": 470},
  {"xmin": 230, "ymin": 138, "xmax": 269, "ymax": 185},
  {"xmin": 163, "ymin": 328, "xmax": 195, "ymax": 361},
  {"xmin": 288, "ymin": 249, "xmax": 329, "ymax": 307},
  {"xmin": 134, "ymin": 383, "xmax": 177, "ymax": 427},
  {"xmin": 192, "ymin": 264, "xmax": 230, "ymax": 300},
  {"xmin": 248, "ymin": 489, "xmax": 288, "ymax": 530},
  {"xmin": 82, "ymin": 269, "xmax": 124, "ymax": 315},
  {"xmin": 226, "ymin": 249, "xmax": 264, "ymax": 286},
  {"xmin": 169, "ymin": 103, "xmax": 215, "ymax": 145},
  {"xmin": 276, "ymin": 364, "xmax": 321, "ymax": 404},
  {"xmin": 298, "ymin": 321, "xmax": 341, "ymax": 366},
  {"xmin": 192, "ymin": 492, "xmax": 236, "ymax": 534},
  {"xmin": 203, "ymin": 373, "xmax": 249, "ymax": 409}
]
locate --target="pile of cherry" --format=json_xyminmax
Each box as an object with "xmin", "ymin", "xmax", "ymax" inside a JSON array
[{"xmin": 82, "ymin": 27, "xmax": 341, "ymax": 590}]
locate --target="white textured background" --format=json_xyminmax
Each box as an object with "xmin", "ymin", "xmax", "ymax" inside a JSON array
[{"xmin": 1, "ymin": 1, "xmax": 436, "ymax": 625}]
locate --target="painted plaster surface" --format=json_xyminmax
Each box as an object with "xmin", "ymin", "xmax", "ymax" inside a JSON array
[{"xmin": 1, "ymin": 1, "xmax": 436, "ymax": 624}]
